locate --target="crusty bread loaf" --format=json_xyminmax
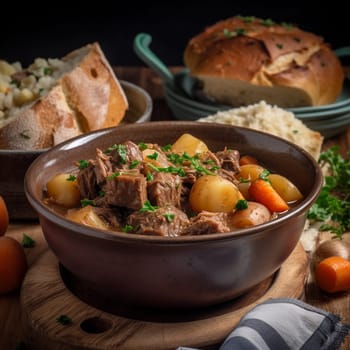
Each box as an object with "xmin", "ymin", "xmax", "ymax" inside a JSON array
[
  {"xmin": 198, "ymin": 101, "xmax": 323, "ymax": 160},
  {"xmin": 0, "ymin": 43, "xmax": 128, "ymax": 150},
  {"xmin": 184, "ymin": 16, "xmax": 344, "ymax": 108}
]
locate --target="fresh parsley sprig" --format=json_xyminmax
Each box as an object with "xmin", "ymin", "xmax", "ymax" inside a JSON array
[{"xmin": 307, "ymin": 146, "xmax": 350, "ymax": 238}]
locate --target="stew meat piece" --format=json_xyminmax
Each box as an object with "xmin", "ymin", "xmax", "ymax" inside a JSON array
[{"xmin": 72, "ymin": 140, "xmax": 243, "ymax": 236}]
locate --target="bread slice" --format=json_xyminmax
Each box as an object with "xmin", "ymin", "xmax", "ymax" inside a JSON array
[
  {"xmin": 0, "ymin": 43, "xmax": 128, "ymax": 149},
  {"xmin": 198, "ymin": 101, "xmax": 323, "ymax": 160},
  {"xmin": 184, "ymin": 16, "xmax": 344, "ymax": 108}
]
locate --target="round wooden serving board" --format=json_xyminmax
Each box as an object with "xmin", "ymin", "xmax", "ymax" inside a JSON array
[{"xmin": 20, "ymin": 242, "xmax": 308, "ymax": 350}]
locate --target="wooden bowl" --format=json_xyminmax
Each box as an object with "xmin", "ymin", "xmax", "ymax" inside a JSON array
[{"xmin": 24, "ymin": 121, "xmax": 322, "ymax": 309}]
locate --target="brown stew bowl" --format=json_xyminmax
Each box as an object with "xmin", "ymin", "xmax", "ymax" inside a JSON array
[
  {"xmin": 24, "ymin": 121, "xmax": 322, "ymax": 309},
  {"xmin": 0, "ymin": 80, "xmax": 152, "ymax": 220}
]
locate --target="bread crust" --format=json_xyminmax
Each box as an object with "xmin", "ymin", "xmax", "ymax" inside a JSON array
[
  {"xmin": 184, "ymin": 16, "xmax": 344, "ymax": 107},
  {"xmin": 0, "ymin": 43, "xmax": 128, "ymax": 150}
]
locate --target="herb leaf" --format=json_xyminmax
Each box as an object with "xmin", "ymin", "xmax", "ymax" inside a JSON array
[
  {"xmin": 22, "ymin": 234, "xmax": 35, "ymax": 248},
  {"xmin": 78, "ymin": 160, "xmax": 89, "ymax": 169},
  {"xmin": 235, "ymin": 199, "xmax": 248, "ymax": 210},
  {"xmin": 307, "ymin": 146, "xmax": 350, "ymax": 238},
  {"xmin": 66, "ymin": 175, "xmax": 76, "ymax": 182},
  {"xmin": 163, "ymin": 213, "xmax": 175, "ymax": 222},
  {"xmin": 56, "ymin": 314, "xmax": 73, "ymax": 325},
  {"xmin": 140, "ymin": 200, "xmax": 159, "ymax": 212}
]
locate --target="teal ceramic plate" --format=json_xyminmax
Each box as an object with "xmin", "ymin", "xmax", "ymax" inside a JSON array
[
  {"xmin": 133, "ymin": 33, "xmax": 350, "ymax": 136},
  {"xmin": 165, "ymin": 89, "xmax": 350, "ymax": 138},
  {"xmin": 166, "ymin": 70, "xmax": 350, "ymax": 117}
]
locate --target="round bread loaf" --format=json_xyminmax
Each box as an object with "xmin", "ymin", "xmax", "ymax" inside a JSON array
[{"xmin": 184, "ymin": 16, "xmax": 344, "ymax": 108}]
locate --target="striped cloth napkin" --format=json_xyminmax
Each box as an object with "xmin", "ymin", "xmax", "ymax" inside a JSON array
[{"xmin": 178, "ymin": 298, "xmax": 350, "ymax": 350}]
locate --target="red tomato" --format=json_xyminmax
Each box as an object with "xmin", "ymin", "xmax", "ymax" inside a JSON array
[
  {"xmin": 0, "ymin": 236, "xmax": 28, "ymax": 294},
  {"xmin": 0, "ymin": 196, "xmax": 9, "ymax": 236}
]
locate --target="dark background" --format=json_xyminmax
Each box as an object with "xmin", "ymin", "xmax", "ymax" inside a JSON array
[{"xmin": 2, "ymin": 1, "xmax": 348, "ymax": 68}]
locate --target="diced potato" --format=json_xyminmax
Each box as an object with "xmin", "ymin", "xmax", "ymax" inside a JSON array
[
  {"xmin": 237, "ymin": 164, "xmax": 265, "ymax": 182},
  {"xmin": 66, "ymin": 206, "xmax": 108, "ymax": 230},
  {"xmin": 229, "ymin": 201, "xmax": 271, "ymax": 228},
  {"xmin": 171, "ymin": 133, "xmax": 208, "ymax": 156},
  {"xmin": 46, "ymin": 173, "xmax": 80, "ymax": 208},
  {"xmin": 190, "ymin": 175, "xmax": 243, "ymax": 213},
  {"xmin": 268, "ymin": 174, "xmax": 303, "ymax": 202}
]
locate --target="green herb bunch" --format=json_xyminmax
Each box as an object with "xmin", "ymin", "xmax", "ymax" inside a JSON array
[{"xmin": 307, "ymin": 146, "xmax": 350, "ymax": 238}]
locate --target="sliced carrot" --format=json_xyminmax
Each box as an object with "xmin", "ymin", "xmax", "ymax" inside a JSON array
[
  {"xmin": 248, "ymin": 178, "xmax": 289, "ymax": 212},
  {"xmin": 315, "ymin": 256, "xmax": 350, "ymax": 293},
  {"xmin": 239, "ymin": 155, "xmax": 258, "ymax": 166}
]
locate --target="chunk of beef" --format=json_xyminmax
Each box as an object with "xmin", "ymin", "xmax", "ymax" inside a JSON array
[
  {"xmin": 218, "ymin": 168, "xmax": 240, "ymax": 186},
  {"xmin": 102, "ymin": 173, "xmax": 147, "ymax": 210},
  {"xmin": 93, "ymin": 207, "xmax": 123, "ymax": 229},
  {"xmin": 127, "ymin": 205, "xmax": 190, "ymax": 237},
  {"xmin": 109, "ymin": 141, "xmax": 143, "ymax": 170},
  {"xmin": 182, "ymin": 211, "xmax": 231, "ymax": 235},
  {"xmin": 94, "ymin": 148, "xmax": 113, "ymax": 185},
  {"xmin": 77, "ymin": 165, "xmax": 98, "ymax": 199},
  {"xmin": 180, "ymin": 151, "xmax": 221, "ymax": 185},
  {"xmin": 215, "ymin": 148, "xmax": 240, "ymax": 174},
  {"xmin": 147, "ymin": 172, "xmax": 182, "ymax": 208}
]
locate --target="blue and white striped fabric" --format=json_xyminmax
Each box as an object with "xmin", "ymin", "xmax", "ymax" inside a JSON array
[{"xmin": 178, "ymin": 298, "xmax": 350, "ymax": 350}]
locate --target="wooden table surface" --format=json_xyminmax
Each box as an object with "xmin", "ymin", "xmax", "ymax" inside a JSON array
[{"xmin": 1, "ymin": 66, "xmax": 350, "ymax": 349}]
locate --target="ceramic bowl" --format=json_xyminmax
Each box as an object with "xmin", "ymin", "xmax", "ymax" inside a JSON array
[
  {"xmin": 25, "ymin": 121, "xmax": 322, "ymax": 309},
  {"xmin": 0, "ymin": 80, "xmax": 152, "ymax": 220}
]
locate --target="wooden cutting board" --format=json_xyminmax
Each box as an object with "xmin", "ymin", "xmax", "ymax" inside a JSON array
[{"xmin": 20, "ymin": 240, "xmax": 308, "ymax": 350}]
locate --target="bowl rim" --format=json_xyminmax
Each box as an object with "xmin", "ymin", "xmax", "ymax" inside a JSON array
[
  {"xmin": 120, "ymin": 80, "xmax": 153, "ymax": 124},
  {"xmin": 24, "ymin": 121, "xmax": 323, "ymax": 244}
]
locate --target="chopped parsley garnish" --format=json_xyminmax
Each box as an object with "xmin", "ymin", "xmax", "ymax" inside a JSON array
[
  {"xmin": 10, "ymin": 79, "xmax": 20, "ymax": 87},
  {"xmin": 81, "ymin": 199, "xmax": 95, "ymax": 207},
  {"xmin": 66, "ymin": 175, "xmax": 76, "ymax": 181},
  {"xmin": 146, "ymin": 171, "xmax": 154, "ymax": 181},
  {"xmin": 138, "ymin": 142, "xmax": 148, "ymax": 150},
  {"xmin": 22, "ymin": 234, "xmax": 35, "ymax": 248},
  {"xmin": 237, "ymin": 15, "xmax": 255, "ymax": 23},
  {"xmin": 129, "ymin": 160, "xmax": 140, "ymax": 169},
  {"xmin": 161, "ymin": 144, "xmax": 172, "ymax": 152},
  {"xmin": 105, "ymin": 144, "xmax": 127, "ymax": 163},
  {"xmin": 147, "ymin": 152, "xmax": 159, "ymax": 160},
  {"xmin": 98, "ymin": 190, "xmax": 105, "ymax": 197},
  {"xmin": 108, "ymin": 172, "xmax": 120, "ymax": 179},
  {"xmin": 307, "ymin": 146, "xmax": 350, "ymax": 238},
  {"xmin": 281, "ymin": 22, "xmax": 294, "ymax": 29},
  {"xmin": 140, "ymin": 200, "xmax": 159, "ymax": 212},
  {"xmin": 78, "ymin": 160, "xmax": 89, "ymax": 169},
  {"xmin": 122, "ymin": 224, "xmax": 134, "ymax": 233},
  {"xmin": 259, "ymin": 169, "xmax": 271, "ymax": 181},
  {"xmin": 276, "ymin": 43, "xmax": 283, "ymax": 49},
  {"xmin": 261, "ymin": 18, "xmax": 275, "ymax": 26},
  {"xmin": 235, "ymin": 199, "xmax": 248, "ymax": 210},
  {"xmin": 56, "ymin": 314, "xmax": 72, "ymax": 325},
  {"xmin": 223, "ymin": 28, "xmax": 247, "ymax": 38},
  {"xmin": 43, "ymin": 67, "xmax": 53, "ymax": 75},
  {"xmin": 163, "ymin": 213, "xmax": 175, "ymax": 222}
]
